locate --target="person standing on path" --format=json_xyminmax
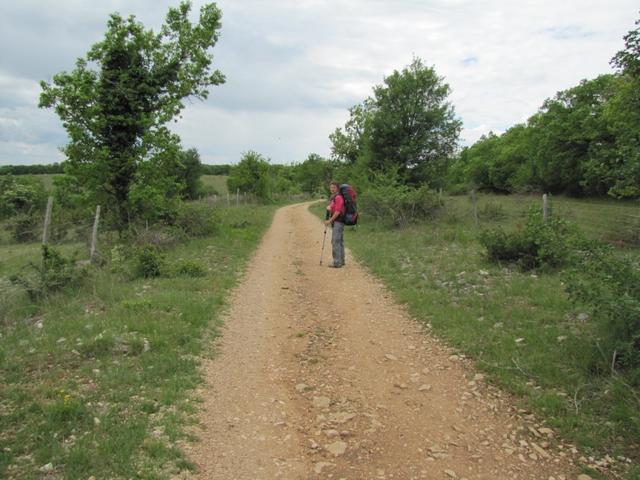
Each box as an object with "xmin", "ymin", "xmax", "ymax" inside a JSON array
[{"xmin": 324, "ymin": 181, "xmax": 345, "ymax": 268}]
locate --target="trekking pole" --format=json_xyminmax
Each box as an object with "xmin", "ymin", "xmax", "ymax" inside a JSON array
[{"xmin": 319, "ymin": 225, "xmax": 328, "ymax": 266}]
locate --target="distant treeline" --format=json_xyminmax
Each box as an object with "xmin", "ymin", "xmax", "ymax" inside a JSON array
[
  {"xmin": 0, "ymin": 164, "xmax": 65, "ymax": 175},
  {"xmin": 448, "ymin": 18, "xmax": 640, "ymax": 199},
  {"xmin": 0, "ymin": 163, "xmax": 231, "ymax": 177},
  {"xmin": 201, "ymin": 164, "xmax": 231, "ymax": 175}
]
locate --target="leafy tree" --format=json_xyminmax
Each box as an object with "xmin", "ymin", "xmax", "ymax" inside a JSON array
[
  {"xmin": 529, "ymin": 75, "xmax": 618, "ymax": 195},
  {"xmin": 39, "ymin": 1, "xmax": 225, "ymax": 229},
  {"xmin": 608, "ymin": 14, "xmax": 640, "ymax": 198},
  {"xmin": 329, "ymin": 99, "xmax": 375, "ymax": 165},
  {"xmin": 227, "ymin": 151, "xmax": 273, "ymax": 201},
  {"xmin": 293, "ymin": 153, "xmax": 334, "ymax": 194},
  {"xmin": 201, "ymin": 164, "xmax": 231, "ymax": 175},
  {"xmin": 180, "ymin": 148, "xmax": 204, "ymax": 200},
  {"xmin": 330, "ymin": 58, "xmax": 460, "ymax": 188},
  {"xmin": 368, "ymin": 58, "xmax": 461, "ymax": 187}
]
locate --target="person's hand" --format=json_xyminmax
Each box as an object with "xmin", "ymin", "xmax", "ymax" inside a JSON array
[{"xmin": 323, "ymin": 220, "xmax": 331, "ymax": 226}]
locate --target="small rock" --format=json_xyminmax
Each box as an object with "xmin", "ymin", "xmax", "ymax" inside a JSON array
[
  {"xmin": 577, "ymin": 476, "xmax": 593, "ymax": 480},
  {"xmin": 418, "ymin": 384, "xmax": 432, "ymax": 392},
  {"xmin": 577, "ymin": 313, "xmax": 590, "ymax": 322},
  {"xmin": 326, "ymin": 441, "xmax": 347, "ymax": 456},
  {"xmin": 39, "ymin": 463, "xmax": 54, "ymax": 473},
  {"xmin": 295, "ymin": 383, "xmax": 309, "ymax": 393},
  {"xmin": 312, "ymin": 396, "xmax": 330, "ymax": 408},
  {"xmin": 385, "ymin": 354, "xmax": 398, "ymax": 361},
  {"xmin": 444, "ymin": 469, "xmax": 458, "ymax": 479},
  {"xmin": 314, "ymin": 462, "xmax": 333, "ymax": 474}
]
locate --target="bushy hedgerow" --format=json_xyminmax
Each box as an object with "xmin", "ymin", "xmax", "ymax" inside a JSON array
[
  {"xmin": 479, "ymin": 209, "xmax": 583, "ymax": 270},
  {"xmin": 360, "ymin": 184, "xmax": 443, "ymax": 227},
  {"xmin": 172, "ymin": 202, "xmax": 219, "ymax": 237}
]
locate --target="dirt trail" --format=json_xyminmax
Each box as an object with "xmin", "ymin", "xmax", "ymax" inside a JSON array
[{"xmin": 180, "ymin": 202, "xmax": 581, "ymax": 480}]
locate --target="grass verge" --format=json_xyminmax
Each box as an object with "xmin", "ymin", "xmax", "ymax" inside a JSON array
[{"xmin": 0, "ymin": 204, "xmax": 276, "ymax": 479}]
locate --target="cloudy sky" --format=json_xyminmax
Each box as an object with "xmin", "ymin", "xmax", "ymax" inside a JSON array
[{"xmin": 0, "ymin": 1, "xmax": 637, "ymax": 166}]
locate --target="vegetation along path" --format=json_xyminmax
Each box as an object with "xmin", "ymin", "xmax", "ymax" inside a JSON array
[{"xmin": 180, "ymin": 202, "xmax": 584, "ymax": 480}]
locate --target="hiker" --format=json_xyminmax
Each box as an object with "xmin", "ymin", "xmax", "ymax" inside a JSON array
[{"xmin": 324, "ymin": 181, "xmax": 345, "ymax": 268}]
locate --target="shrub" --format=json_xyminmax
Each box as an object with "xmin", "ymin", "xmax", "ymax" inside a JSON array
[
  {"xmin": 360, "ymin": 183, "xmax": 443, "ymax": 227},
  {"xmin": 0, "ymin": 175, "xmax": 47, "ymax": 219},
  {"xmin": 8, "ymin": 213, "xmax": 41, "ymax": 243},
  {"xmin": 134, "ymin": 246, "xmax": 164, "ymax": 278},
  {"xmin": 479, "ymin": 209, "xmax": 581, "ymax": 270},
  {"xmin": 173, "ymin": 259, "xmax": 206, "ymax": 277},
  {"xmin": 133, "ymin": 226, "xmax": 183, "ymax": 249},
  {"xmin": 173, "ymin": 202, "xmax": 218, "ymax": 237},
  {"xmin": 566, "ymin": 249, "xmax": 640, "ymax": 375},
  {"xmin": 10, "ymin": 246, "xmax": 88, "ymax": 300}
]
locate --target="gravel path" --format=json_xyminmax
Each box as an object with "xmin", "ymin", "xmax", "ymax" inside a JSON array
[{"xmin": 179, "ymin": 202, "xmax": 583, "ymax": 480}]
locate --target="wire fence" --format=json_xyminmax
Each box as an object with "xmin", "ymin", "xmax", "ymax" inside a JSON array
[
  {"xmin": 445, "ymin": 191, "xmax": 640, "ymax": 246},
  {"xmin": 0, "ymin": 191, "xmax": 312, "ymax": 276}
]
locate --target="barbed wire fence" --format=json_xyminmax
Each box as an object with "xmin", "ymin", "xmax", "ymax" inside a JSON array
[
  {"xmin": 451, "ymin": 191, "xmax": 640, "ymax": 246},
  {"xmin": 0, "ymin": 196, "xmax": 102, "ymax": 275},
  {"xmin": 1, "ymin": 189, "xmax": 314, "ymax": 276}
]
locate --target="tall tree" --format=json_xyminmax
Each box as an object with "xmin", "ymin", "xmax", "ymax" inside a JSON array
[
  {"xmin": 608, "ymin": 14, "xmax": 640, "ymax": 198},
  {"xmin": 368, "ymin": 58, "xmax": 461, "ymax": 187},
  {"xmin": 227, "ymin": 151, "xmax": 273, "ymax": 201},
  {"xmin": 39, "ymin": 2, "xmax": 225, "ymax": 229}
]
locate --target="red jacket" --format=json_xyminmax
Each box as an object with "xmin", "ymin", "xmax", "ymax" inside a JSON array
[{"xmin": 330, "ymin": 194, "xmax": 345, "ymax": 219}]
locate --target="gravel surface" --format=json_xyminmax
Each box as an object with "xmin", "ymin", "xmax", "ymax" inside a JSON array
[{"xmin": 178, "ymin": 202, "xmax": 584, "ymax": 480}]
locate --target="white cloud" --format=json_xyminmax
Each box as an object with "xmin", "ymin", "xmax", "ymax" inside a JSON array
[{"xmin": 0, "ymin": 0, "xmax": 638, "ymax": 165}]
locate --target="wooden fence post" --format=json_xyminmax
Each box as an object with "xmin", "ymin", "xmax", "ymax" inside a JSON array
[
  {"xmin": 42, "ymin": 196, "xmax": 53, "ymax": 245},
  {"xmin": 543, "ymin": 194, "xmax": 549, "ymax": 223},
  {"xmin": 226, "ymin": 192, "xmax": 230, "ymax": 207},
  {"xmin": 236, "ymin": 188, "xmax": 240, "ymax": 206},
  {"xmin": 471, "ymin": 190, "xmax": 478, "ymax": 224},
  {"xmin": 90, "ymin": 205, "xmax": 101, "ymax": 264}
]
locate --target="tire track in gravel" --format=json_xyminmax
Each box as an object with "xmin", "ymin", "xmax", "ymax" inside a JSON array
[{"xmin": 179, "ymin": 202, "xmax": 583, "ymax": 480}]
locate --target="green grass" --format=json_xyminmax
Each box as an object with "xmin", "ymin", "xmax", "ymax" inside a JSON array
[
  {"xmin": 0, "ymin": 203, "xmax": 277, "ymax": 479},
  {"xmin": 311, "ymin": 194, "xmax": 640, "ymax": 479},
  {"xmin": 200, "ymin": 175, "xmax": 228, "ymax": 196}
]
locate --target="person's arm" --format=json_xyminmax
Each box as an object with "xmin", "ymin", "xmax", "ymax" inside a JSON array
[
  {"xmin": 324, "ymin": 210, "xmax": 340, "ymax": 225},
  {"xmin": 324, "ymin": 195, "xmax": 344, "ymax": 225}
]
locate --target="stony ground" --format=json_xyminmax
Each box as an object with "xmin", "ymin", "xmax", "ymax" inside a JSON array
[{"xmin": 178, "ymin": 202, "xmax": 589, "ymax": 480}]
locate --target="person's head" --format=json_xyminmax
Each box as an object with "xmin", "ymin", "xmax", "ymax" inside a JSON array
[{"xmin": 329, "ymin": 181, "xmax": 339, "ymax": 195}]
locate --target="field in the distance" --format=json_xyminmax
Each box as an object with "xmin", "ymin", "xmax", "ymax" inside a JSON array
[{"xmin": 201, "ymin": 175, "xmax": 228, "ymax": 196}]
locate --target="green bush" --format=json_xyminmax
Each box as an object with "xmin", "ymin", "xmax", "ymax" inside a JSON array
[
  {"xmin": 360, "ymin": 183, "xmax": 443, "ymax": 227},
  {"xmin": 479, "ymin": 209, "xmax": 580, "ymax": 270},
  {"xmin": 566, "ymin": 249, "xmax": 640, "ymax": 375},
  {"xmin": 9, "ymin": 246, "xmax": 87, "ymax": 300},
  {"xmin": 0, "ymin": 175, "xmax": 47, "ymax": 219},
  {"xmin": 8, "ymin": 212, "xmax": 41, "ymax": 242},
  {"xmin": 173, "ymin": 202, "xmax": 218, "ymax": 237},
  {"xmin": 134, "ymin": 246, "xmax": 164, "ymax": 278},
  {"xmin": 173, "ymin": 259, "xmax": 206, "ymax": 277}
]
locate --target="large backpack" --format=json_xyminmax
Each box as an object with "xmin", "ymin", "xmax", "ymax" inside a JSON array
[{"xmin": 339, "ymin": 184, "xmax": 358, "ymax": 226}]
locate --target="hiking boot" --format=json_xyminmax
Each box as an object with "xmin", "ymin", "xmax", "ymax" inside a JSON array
[{"xmin": 328, "ymin": 264, "xmax": 342, "ymax": 268}]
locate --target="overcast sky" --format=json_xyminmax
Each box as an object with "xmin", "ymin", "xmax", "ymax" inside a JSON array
[{"xmin": 0, "ymin": 1, "xmax": 637, "ymax": 166}]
